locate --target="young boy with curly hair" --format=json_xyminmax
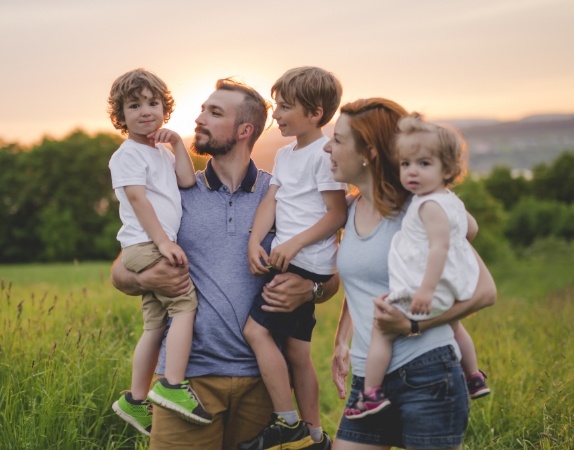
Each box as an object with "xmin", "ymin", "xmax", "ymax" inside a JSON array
[{"xmin": 108, "ymin": 68, "xmax": 211, "ymax": 436}]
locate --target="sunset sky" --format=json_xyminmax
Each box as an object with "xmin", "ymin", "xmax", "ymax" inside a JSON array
[{"xmin": 2, "ymin": 0, "xmax": 573, "ymax": 146}]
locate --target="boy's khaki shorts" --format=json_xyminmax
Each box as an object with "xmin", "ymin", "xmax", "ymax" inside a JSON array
[
  {"xmin": 122, "ymin": 242, "xmax": 198, "ymax": 330},
  {"xmin": 150, "ymin": 375, "xmax": 273, "ymax": 450}
]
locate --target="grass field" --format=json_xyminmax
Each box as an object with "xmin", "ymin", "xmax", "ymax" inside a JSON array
[{"xmin": 1, "ymin": 250, "xmax": 573, "ymax": 449}]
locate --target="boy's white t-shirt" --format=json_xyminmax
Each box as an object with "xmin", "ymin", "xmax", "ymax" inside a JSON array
[
  {"xmin": 270, "ymin": 136, "xmax": 346, "ymax": 275},
  {"xmin": 108, "ymin": 139, "xmax": 182, "ymax": 248}
]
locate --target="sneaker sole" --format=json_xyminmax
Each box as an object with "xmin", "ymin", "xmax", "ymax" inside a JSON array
[
  {"xmin": 345, "ymin": 400, "xmax": 391, "ymax": 420},
  {"xmin": 265, "ymin": 435, "xmax": 314, "ymax": 450},
  {"xmin": 470, "ymin": 387, "xmax": 491, "ymax": 399},
  {"xmin": 147, "ymin": 391, "xmax": 212, "ymax": 425},
  {"xmin": 112, "ymin": 401, "xmax": 151, "ymax": 436}
]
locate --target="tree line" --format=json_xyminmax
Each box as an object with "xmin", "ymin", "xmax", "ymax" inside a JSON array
[{"xmin": 1, "ymin": 130, "xmax": 573, "ymax": 263}]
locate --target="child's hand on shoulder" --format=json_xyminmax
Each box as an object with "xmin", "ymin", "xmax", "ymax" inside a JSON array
[
  {"xmin": 148, "ymin": 128, "xmax": 184, "ymax": 148},
  {"xmin": 158, "ymin": 241, "xmax": 188, "ymax": 268}
]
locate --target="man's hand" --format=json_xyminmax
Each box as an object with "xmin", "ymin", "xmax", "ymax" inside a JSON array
[
  {"xmin": 139, "ymin": 258, "xmax": 191, "ymax": 297},
  {"xmin": 111, "ymin": 255, "xmax": 191, "ymax": 297},
  {"xmin": 260, "ymin": 272, "xmax": 313, "ymax": 313}
]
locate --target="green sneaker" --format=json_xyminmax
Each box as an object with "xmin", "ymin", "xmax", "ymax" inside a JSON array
[
  {"xmin": 112, "ymin": 392, "xmax": 153, "ymax": 436},
  {"xmin": 147, "ymin": 378, "xmax": 212, "ymax": 425}
]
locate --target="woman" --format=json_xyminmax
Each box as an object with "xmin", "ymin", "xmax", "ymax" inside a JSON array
[{"xmin": 323, "ymin": 98, "xmax": 496, "ymax": 450}]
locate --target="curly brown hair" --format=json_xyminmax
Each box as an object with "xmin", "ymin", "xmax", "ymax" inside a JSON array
[{"xmin": 107, "ymin": 68, "xmax": 175, "ymax": 135}]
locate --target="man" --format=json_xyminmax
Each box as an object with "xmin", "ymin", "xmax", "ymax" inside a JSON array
[{"xmin": 111, "ymin": 78, "xmax": 339, "ymax": 449}]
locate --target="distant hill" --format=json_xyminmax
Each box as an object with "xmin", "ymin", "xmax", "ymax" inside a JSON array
[
  {"xmin": 438, "ymin": 114, "xmax": 574, "ymax": 174},
  {"xmin": 186, "ymin": 113, "xmax": 574, "ymax": 175}
]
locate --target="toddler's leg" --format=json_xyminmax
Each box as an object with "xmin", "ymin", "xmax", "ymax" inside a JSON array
[
  {"xmin": 344, "ymin": 326, "xmax": 393, "ymax": 419},
  {"xmin": 364, "ymin": 326, "xmax": 394, "ymax": 392},
  {"xmin": 164, "ymin": 310, "xmax": 195, "ymax": 384},
  {"xmin": 452, "ymin": 321, "xmax": 478, "ymax": 376},
  {"xmin": 131, "ymin": 327, "xmax": 165, "ymax": 400},
  {"xmin": 452, "ymin": 320, "xmax": 491, "ymax": 399}
]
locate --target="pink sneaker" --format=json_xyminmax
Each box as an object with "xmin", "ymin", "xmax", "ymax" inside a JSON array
[
  {"xmin": 467, "ymin": 370, "xmax": 491, "ymax": 399},
  {"xmin": 344, "ymin": 386, "xmax": 391, "ymax": 420}
]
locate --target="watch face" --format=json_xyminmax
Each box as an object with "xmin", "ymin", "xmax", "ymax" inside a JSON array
[{"xmin": 315, "ymin": 282, "xmax": 324, "ymax": 298}]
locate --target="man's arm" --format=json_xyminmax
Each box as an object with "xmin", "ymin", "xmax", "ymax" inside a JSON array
[
  {"xmin": 260, "ymin": 272, "xmax": 340, "ymax": 313},
  {"xmin": 373, "ymin": 247, "xmax": 496, "ymax": 335},
  {"xmin": 110, "ymin": 254, "xmax": 191, "ymax": 297}
]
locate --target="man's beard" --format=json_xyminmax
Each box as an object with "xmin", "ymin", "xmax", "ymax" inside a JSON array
[{"xmin": 191, "ymin": 131, "xmax": 237, "ymax": 157}]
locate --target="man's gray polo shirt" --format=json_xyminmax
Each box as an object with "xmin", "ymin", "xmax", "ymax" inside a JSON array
[{"xmin": 156, "ymin": 159, "xmax": 273, "ymax": 377}]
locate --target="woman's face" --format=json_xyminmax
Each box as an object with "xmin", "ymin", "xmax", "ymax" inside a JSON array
[{"xmin": 323, "ymin": 114, "xmax": 365, "ymax": 184}]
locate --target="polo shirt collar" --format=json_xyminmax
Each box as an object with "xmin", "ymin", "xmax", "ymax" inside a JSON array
[{"xmin": 202, "ymin": 158, "xmax": 259, "ymax": 193}]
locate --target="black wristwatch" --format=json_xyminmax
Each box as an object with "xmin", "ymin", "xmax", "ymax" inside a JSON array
[
  {"xmin": 312, "ymin": 281, "xmax": 324, "ymax": 302},
  {"xmin": 407, "ymin": 319, "xmax": 422, "ymax": 337}
]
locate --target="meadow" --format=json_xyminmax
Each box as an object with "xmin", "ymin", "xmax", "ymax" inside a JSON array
[{"xmin": 1, "ymin": 246, "xmax": 573, "ymax": 449}]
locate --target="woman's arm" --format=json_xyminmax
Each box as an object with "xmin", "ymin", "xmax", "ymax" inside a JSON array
[
  {"xmin": 331, "ymin": 297, "xmax": 354, "ymax": 399},
  {"xmin": 374, "ymin": 247, "xmax": 496, "ymax": 335},
  {"xmin": 110, "ymin": 255, "xmax": 191, "ymax": 297}
]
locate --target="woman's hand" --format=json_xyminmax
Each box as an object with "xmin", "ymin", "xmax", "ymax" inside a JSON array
[{"xmin": 332, "ymin": 343, "xmax": 350, "ymax": 399}]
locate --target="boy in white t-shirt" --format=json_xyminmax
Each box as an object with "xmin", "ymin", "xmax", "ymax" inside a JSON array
[
  {"xmin": 107, "ymin": 68, "xmax": 211, "ymax": 436},
  {"xmin": 239, "ymin": 67, "xmax": 347, "ymax": 450}
]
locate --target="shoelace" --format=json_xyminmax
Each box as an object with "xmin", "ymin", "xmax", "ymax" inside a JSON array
[
  {"xmin": 183, "ymin": 384, "xmax": 197, "ymax": 399},
  {"xmin": 143, "ymin": 400, "xmax": 153, "ymax": 415}
]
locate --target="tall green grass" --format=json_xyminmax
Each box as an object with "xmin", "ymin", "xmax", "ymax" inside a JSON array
[{"xmin": 1, "ymin": 250, "xmax": 573, "ymax": 449}]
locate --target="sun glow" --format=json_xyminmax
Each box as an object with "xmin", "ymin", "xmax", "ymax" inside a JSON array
[{"xmin": 166, "ymin": 82, "xmax": 216, "ymax": 139}]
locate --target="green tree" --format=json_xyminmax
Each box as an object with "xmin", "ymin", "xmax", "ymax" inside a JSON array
[
  {"xmin": 505, "ymin": 198, "xmax": 571, "ymax": 247},
  {"xmin": 454, "ymin": 177, "xmax": 512, "ymax": 263},
  {"xmin": 0, "ymin": 142, "xmax": 43, "ymax": 262},
  {"xmin": 483, "ymin": 165, "xmax": 530, "ymax": 210},
  {"xmin": 531, "ymin": 151, "xmax": 574, "ymax": 204}
]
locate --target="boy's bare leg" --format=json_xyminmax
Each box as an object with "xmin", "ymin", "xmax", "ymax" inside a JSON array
[
  {"xmin": 131, "ymin": 327, "xmax": 164, "ymax": 400},
  {"xmin": 165, "ymin": 311, "xmax": 195, "ymax": 384},
  {"xmin": 285, "ymin": 337, "xmax": 320, "ymax": 427},
  {"xmin": 243, "ymin": 316, "xmax": 295, "ymax": 412}
]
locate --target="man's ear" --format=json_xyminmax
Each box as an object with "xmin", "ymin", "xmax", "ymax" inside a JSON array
[{"xmin": 237, "ymin": 123, "xmax": 254, "ymax": 141}]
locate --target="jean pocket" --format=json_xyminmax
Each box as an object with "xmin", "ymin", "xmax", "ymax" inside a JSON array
[{"xmin": 400, "ymin": 362, "xmax": 449, "ymax": 392}]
